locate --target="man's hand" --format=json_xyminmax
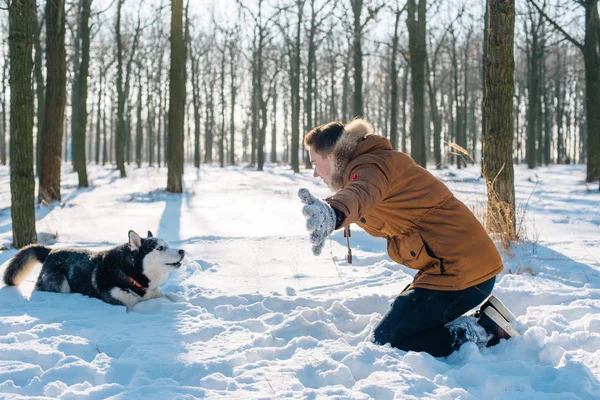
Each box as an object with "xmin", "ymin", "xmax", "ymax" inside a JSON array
[{"xmin": 298, "ymin": 188, "xmax": 336, "ymax": 256}]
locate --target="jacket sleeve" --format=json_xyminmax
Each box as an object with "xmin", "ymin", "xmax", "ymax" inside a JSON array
[{"xmin": 325, "ymin": 163, "xmax": 389, "ymax": 227}]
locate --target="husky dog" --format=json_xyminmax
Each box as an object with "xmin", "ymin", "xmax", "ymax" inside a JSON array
[{"xmin": 2, "ymin": 231, "xmax": 184, "ymax": 310}]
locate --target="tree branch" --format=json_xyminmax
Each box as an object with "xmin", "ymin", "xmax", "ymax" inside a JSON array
[{"xmin": 527, "ymin": 0, "xmax": 584, "ymax": 51}]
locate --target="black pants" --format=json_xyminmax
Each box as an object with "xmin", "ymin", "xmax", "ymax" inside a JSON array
[{"xmin": 373, "ymin": 276, "xmax": 496, "ymax": 357}]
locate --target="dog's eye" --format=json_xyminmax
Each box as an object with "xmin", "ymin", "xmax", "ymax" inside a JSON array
[{"xmin": 157, "ymin": 246, "xmax": 164, "ymax": 251}]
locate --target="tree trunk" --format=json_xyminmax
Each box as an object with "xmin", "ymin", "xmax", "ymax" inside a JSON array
[
  {"xmin": 256, "ymin": 42, "xmax": 265, "ymax": 171},
  {"xmin": 9, "ymin": 0, "xmax": 37, "ymax": 247},
  {"xmin": 191, "ymin": 54, "xmax": 201, "ymax": 168},
  {"xmin": 229, "ymin": 38, "xmax": 237, "ymax": 165},
  {"xmin": 482, "ymin": 0, "xmax": 516, "ymax": 240},
  {"xmin": 342, "ymin": 54, "xmax": 350, "ymax": 122},
  {"xmin": 389, "ymin": 9, "xmax": 401, "ymax": 150},
  {"xmin": 102, "ymin": 90, "xmax": 108, "ymax": 165},
  {"xmin": 39, "ymin": 0, "xmax": 66, "ymax": 204},
  {"xmin": 148, "ymin": 72, "xmax": 155, "ymax": 167},
  {"xmin": 135, "ymin": 67, "xmax": 143, "ymax": 168},
  {"xmin": 33, "ymin": 7, "xmax": 44, "ymax": 175},
  {"xmin": 526, "ymin": 20, "xmax": 539, "ymax": 169},
  {"xmin": 401, "ymin": 64, "xmax": 408, "ymax": 153},
  {"xmin": 204, "ymin": 59, "xmax": 215, "ymax": 164},
  {"xmin": 407, "ymin": 0, "xmax": 427, "ymax": 167},
  {"xmin": 167, "ymin": 0, "xmax": 185, "ymax": 193},
  {"xmin": 450, "ymin": 28, "xmax": 459, "ymax": 167},
  {"xmin": 426, "ymin": 59, "xmax": 442, "ymax": 168},
  {"xmin": 115, "ymin": 0, "xmax": 126, "ymax": 176},
  {"xmin": 459, "ymin": 30, "xmax": 472, "ymax": 167},
  {"xmin": 157, "ymin": 58, "xmax": 163, "ymax": 167},
  {"xmin": 0, "ymin": 56, "xmax": 7, "ymax": 166},
  {"xmin": 583, "ymin": 0, "xmax": 600, "ymax": 182},
  {"xmin": 72, "ymin": 0, "xmax": 91, "ymax": 187},
  {"xmin": 351, "ymin": 0, "xmax": 364, "ymax": 117},
  {"xmin": 271, "ymin": 85, "xmax": 277, "ymax": 163},
  {"xmin": 327, "ymin": 36, "xmax": 337, "ymax": 120},
  {"xmin": 288, "ymin": 2, "xmax": 303, "ymax": 173},
  {"xmin": 71, "ymin": 0, "xmax": 82, "ymax": 172},
  {"xmin": 219, "ymin": 42, "xmax": 226, "ymax": 167}
]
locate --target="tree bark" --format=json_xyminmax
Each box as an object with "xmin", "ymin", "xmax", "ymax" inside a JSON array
[
  {"xmin": 167, "ymin": 0, "xmax": 185, "ymax": 193},
  {"xmin": 482, "ymin": 0, "xmax": 516, "ymax": 239},
  {"xmin": 389, "ymin": 8, "xmax": 401, "ymax": 150},
  {"xmin": 0, "ymin": 55, "xmax": 7, "ymax": 166},
  {"xmin": 9, "ymin": 0, "xmax": 37, "ymax": 247},
  {"xmin": 401, "ymin": 64, "xmax": 408, "ymax": 153},
  {"xmin": 583, "ymin": 0, "xmax": 600, "ymax": 182},
  {"xmin": 229, "ymin": 34, "xmax": 238, "ymax": 165},
  {"xmin": 115, "ymin": 0, "xmax": 126, "ymax": 176},
  {"xmin": 191, "ymin": 53, "xmax": 201, "ymax": 168},
  {"xmin": 39, "ymin": 0, "xmax": 67, "ymax": 204},
  {"xmin": 407, "ymin": 0, "xmax": 427, "ymax": 166},
  {"xmin": 33, "ymin": 7, "xmax": 44, "ymax": 175},
  {"xmin": 72, "ymin": 0, "xmax": 91, "ymax": 187},
  {"xmin": 351, "ymin": 0, "xmax": 364, "ymax": 117},
  {"xmin": 135, "ymin": 66, "xmax": 143, "ymax": 168},
  {"xmin": 219, "ymin": 39, "xmax": 226, "ymax": 167},
  {"xmin": 526, "ymin": 13, "xmax": 540, "ymax": 169}
]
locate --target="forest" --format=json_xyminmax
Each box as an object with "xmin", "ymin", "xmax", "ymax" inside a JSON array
[{"xmin": 1, "ymin": 0, "xmax": 599, "ymax": 247}]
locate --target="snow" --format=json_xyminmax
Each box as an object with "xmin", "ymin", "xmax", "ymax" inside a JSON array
[{"xmin": 0, "ymin": 162, "xmax": 599, "ymax": 399}]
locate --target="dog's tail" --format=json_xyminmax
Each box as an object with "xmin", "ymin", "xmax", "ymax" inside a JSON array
[{"xmin": 3, "ymin": 244, "xmax": 51, "ymax": 286}]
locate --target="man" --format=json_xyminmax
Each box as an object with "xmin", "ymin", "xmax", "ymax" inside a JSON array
[{"xmin": 298, "ymin": 118, "xmax": 519, "ymax": 357}]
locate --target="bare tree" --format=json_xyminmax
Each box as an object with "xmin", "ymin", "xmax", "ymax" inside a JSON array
[
  {"xmin": 276, "ymin": 0, "xmax": 305, "ymax": 172},
  {"xmin": 0, "ymin": 45, "xmax": 7, "ymax": 166},
  {"xmin": 115, "ymin": 0, "xmax": 143, "ymax": 177},
  {"xmin": 33, "ymin": 6, "xmax": 44, "ymax": 174},
  {"xmin": 9, "ymin": 0, "xmax": 37, "ymax": 247},
  {"xmin": 406, "ymin": 0, "xmax": 427, "ymax": 167},
  {"xmin": 229, "ymin": 29, "xmax": 240, "ymax": 165},
  {"xmin": 39, "ymin": 0, "xmax": 67, "ymax": 204},
  {"xmin": 167, "ymin": 0, "xmax": 185, "ymax": 192},
  {"xmin": 389, "ymin": 4, "xmax": 405, "ymax": 150},
  {"xmin": 426, "ymin": 18, "xmax": 452, "ymax": 168},
  {"xmin": 350, "ymin": 0, "xmax": 384, "ymax": 118},
  {"xmin": 529, "ymin": 0, "xmax": 600, "ymax": 184},
  {"xmin": 482, "ymin": 0, "xmax": 517, "ymax": 239},
  {"xmin": 72, "ymin": 0, "xmax": 93, "ymax": 187}
]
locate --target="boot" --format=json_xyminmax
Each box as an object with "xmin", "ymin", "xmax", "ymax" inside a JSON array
[
  {"xmin": 448, "ymin": 318, "xmax": 493, "ymax": 350},
  {"xmin": 477, "ymin": 306, "xmax": 521, "ymax": 346},
  {"xmin": 479, "ymin": 294, "xmax": 517, "ymax": 322}
]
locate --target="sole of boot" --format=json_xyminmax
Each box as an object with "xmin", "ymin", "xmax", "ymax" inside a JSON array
[
  {"xmin": 486, "ymin": 295, "xmax": 517, "ymax": 323},
  {"xmin": 483, "ymin": 306, "xmax": 521, "ymax": 338}
]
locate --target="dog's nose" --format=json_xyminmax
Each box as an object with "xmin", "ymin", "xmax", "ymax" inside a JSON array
[{"xmin": 179, "ymin": 249, "xmax": 185, "ymax": 257}]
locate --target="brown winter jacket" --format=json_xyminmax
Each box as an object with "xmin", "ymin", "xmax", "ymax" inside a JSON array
[{"xmin": 324, "ymin": 119, "xmax": 503, "ymax": 291}]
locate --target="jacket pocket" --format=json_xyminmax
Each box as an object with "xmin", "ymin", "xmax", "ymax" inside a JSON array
[
  {"xmin": 390, "ymin": 232, "xmax": 442, "ymax": 272},
  {"xmin": 357, "ymin": 213, "xmax": 387, "ymax": 238}
]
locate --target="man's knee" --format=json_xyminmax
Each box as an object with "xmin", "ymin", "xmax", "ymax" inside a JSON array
[{"xmin": 373, "ymin": 328, "xmax": 410, "ymax": 351}]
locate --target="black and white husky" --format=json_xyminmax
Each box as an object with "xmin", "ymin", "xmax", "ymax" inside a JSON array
[{"xmin": 2, "ymin": 231, "xmax": 185, "ymax": 310}]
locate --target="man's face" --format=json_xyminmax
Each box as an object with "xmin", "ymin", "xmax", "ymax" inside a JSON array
[{"xmin": 309, "ymin": 146, "xmax": 333, "ymax": 184}]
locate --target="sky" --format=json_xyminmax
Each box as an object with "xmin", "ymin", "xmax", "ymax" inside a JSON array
[{"xmin": 0, "ymin": 161, "xmax": 598, "ymax": 398}]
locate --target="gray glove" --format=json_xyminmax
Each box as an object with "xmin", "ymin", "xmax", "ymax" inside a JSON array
[{"xmin": 298, "ymin": 188, "xmax": 336, "ymax": 256}]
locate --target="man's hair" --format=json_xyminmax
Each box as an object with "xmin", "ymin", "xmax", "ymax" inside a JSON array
[{"xmin": 304, "ymin": 121, "xmax": 345, "ymax": 155}]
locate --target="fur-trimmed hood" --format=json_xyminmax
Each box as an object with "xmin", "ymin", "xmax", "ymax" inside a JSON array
[{"xmin": 329, "ymin": 119, "xmax": 381, "ymax": 191}]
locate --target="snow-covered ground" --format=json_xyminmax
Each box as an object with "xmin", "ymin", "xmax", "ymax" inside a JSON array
[{"xmin": 0, "ymin": 162, "xmax": 598, "ymax": 399}]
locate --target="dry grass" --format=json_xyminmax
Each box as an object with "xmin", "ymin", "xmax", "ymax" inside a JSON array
[{"xmin": 442, "ymin": 143, "xmax": 539, "ymax": 253}]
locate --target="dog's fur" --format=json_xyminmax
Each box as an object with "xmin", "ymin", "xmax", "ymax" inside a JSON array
[{"xmin": 2, "ymin": 231, "xmax": 184, "ymax": 310}]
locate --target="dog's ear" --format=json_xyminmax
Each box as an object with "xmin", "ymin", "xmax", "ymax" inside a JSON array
[
  {"xmin": 129, "ymin": 230, "xmax": 142, "ymax": 251},
  {"xmin": 147, "ymin": 231, "xmax": 153, "ymax": 238}
]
